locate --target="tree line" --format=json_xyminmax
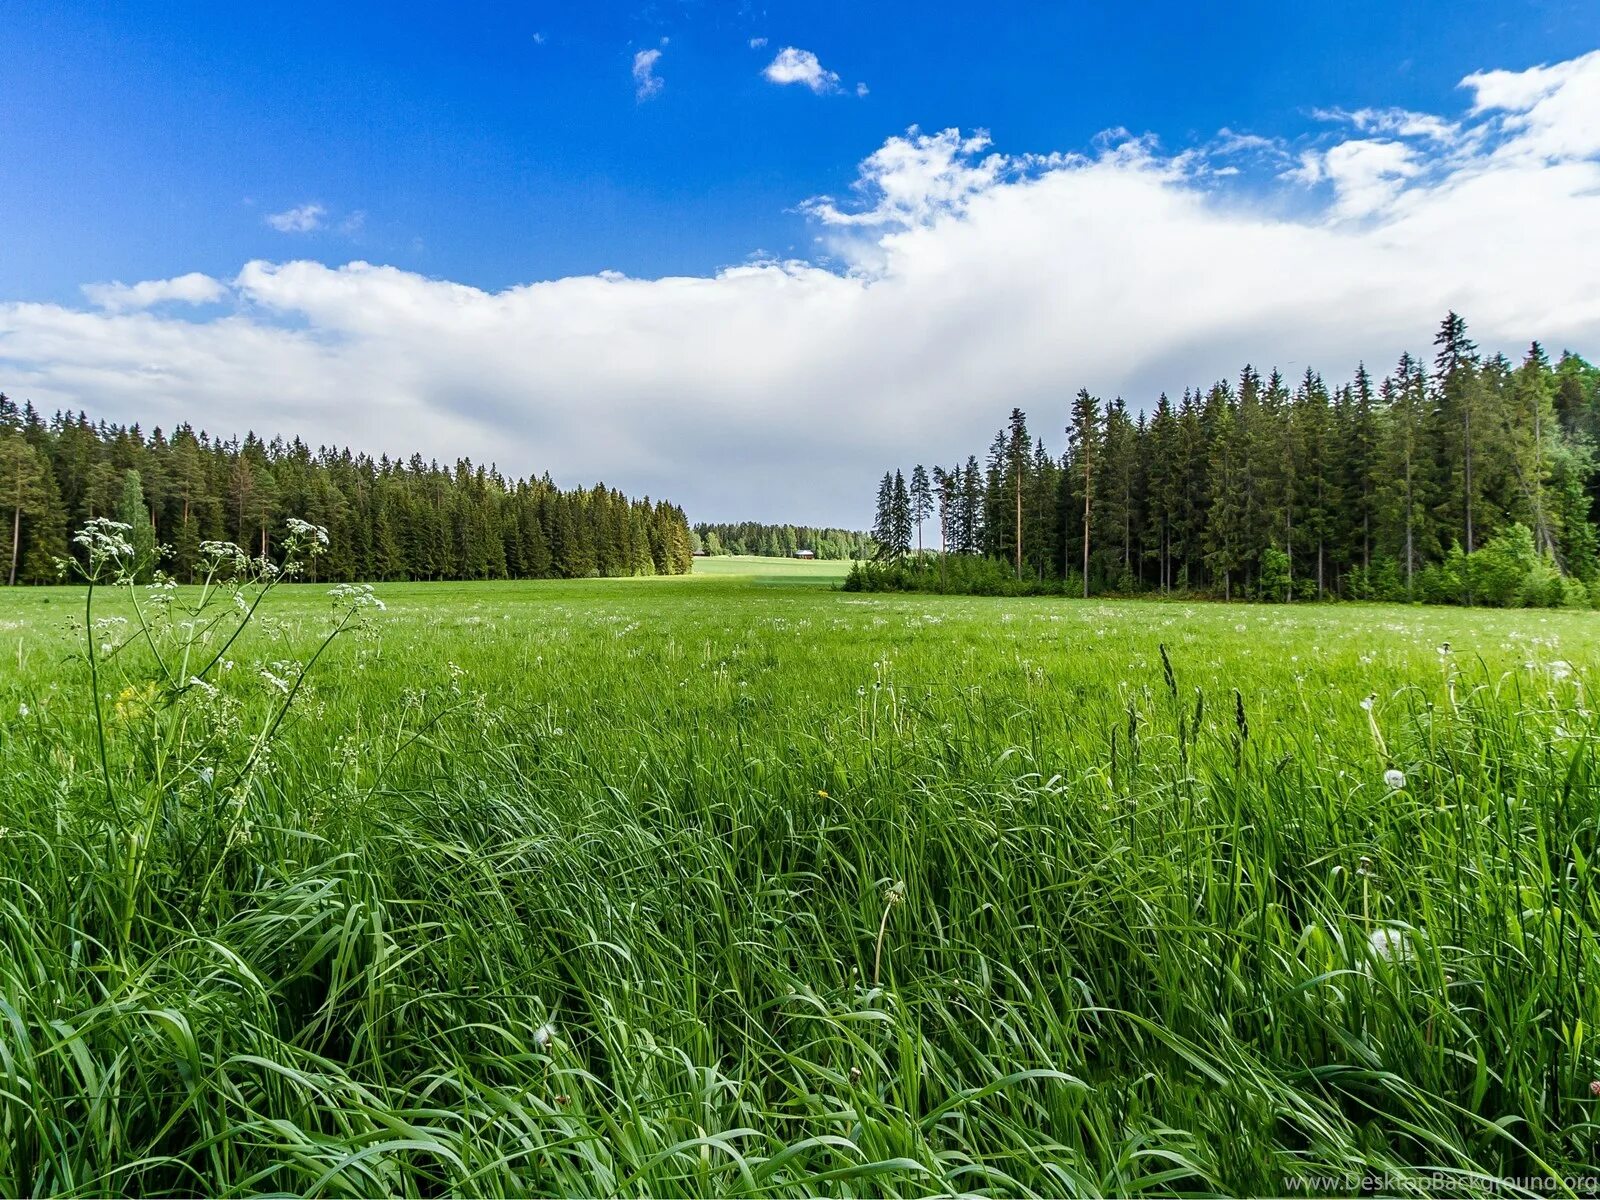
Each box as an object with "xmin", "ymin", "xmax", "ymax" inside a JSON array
[
  {"xmin": 691, "ymin": 522, "xmax": 873, "ymax": 560},
  {"xmin": 0, "ymin": 396, "xmax": 694, "ymax": 585},
  {"xmin": 861, "ymin": 314, "xmax": 1600, "ymax": 605}
]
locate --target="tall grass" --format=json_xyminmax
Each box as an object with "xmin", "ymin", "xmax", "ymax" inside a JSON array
[{"xmin": 0, "ymin": 534, "xmax": 1596, "ymax": 1196}]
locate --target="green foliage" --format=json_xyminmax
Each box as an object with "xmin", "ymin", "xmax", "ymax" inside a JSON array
[
  {"xmin": 114, "ymin": 469, "xmax": 157, "ymax": 583},
  {"xmin": 1256, "ymin": 545, "xmax": 1290, "ymax": 602}
]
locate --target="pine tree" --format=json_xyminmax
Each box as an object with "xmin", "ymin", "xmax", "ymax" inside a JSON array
[
  {"xmin": 1143, "ymin": 393, "xmax": 1179, "ymax": 591},
  {"xmin": 909, "ymin": 464, "xmax": 933, "ymax": 557},
  {"xmin": 1432, "ymin": 311, "xmax": 1485, "ymax": 573},
  {"xmin": 873, "ymin": 471, "xmax": 895, "ymax": 559},
  {"xmin": 1066, "ymin": 389, "xmax": 1098, "ymax": 596},
  {"xmin": 1205, "ymin": 399, "xmax": 1247, "ymax": 600},
  {"xmin": 1377, "ymin": 354, "xmax": 1435, "ymax": 595},
  {"xmin": 1507, "ymin": 343, "xmax": 1559, "ymax": 557},
  {"xmin": 891, "ymin": 470, "xmax": 912, "ymax": 559}
]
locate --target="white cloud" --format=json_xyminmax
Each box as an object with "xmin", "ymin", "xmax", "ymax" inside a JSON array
[
  {"xmin": 633, "ymin": 48, "xmax": 663, "ymax": 101},
  {"xmin": 81, "ymin": 272, "xmax": 226, "ymax": 312},
  {"xmin": 1318, "ymin": 138, "xmax": 1423, "ymax": 219},
  {"xmin": 4, "ymin": 52, "xmax": 1600, "ymax": 526},
  {"xmin": 802, "ymin": 128, "xmax": 1013, "ymax": 229},
  {"xmin": 265, "ymin": 203, "xmax": 326, "ymax": 233},
  {"xmin": 762, "ymin": 47, "xmax": 840, "ymax": 94},
  {"xmin": 1312, "ymin": 106, "xmax": 1460, "ymax": 143},
  {"xmin": 1462, "ymin": 49, "xmax": 1600, "ymax": 159},
  {"xmin": 749, "ymin": 37, "xmax": 767, "ymax": 49}
]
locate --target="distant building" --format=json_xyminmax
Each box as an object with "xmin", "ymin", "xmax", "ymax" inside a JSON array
[{"xmin": 792, "ymin": 549, "xmax": 816, "ymax": 559}]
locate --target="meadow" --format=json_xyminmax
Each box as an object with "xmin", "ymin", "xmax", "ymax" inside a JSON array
[{"xmin": 1, "ymin": 546, "xmax": 1597, "ymax": 1197}]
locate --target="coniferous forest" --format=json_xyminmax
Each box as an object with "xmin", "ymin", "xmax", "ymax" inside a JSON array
[
  {"xmin": 0, "ymin": 396, "xmax": 694, "ymax": 585},
  {"xmin": 692, "ymin": 522, "xmax": 873, "ymax": 559},
  {"xmin": 857, "ymin": 314, "xmax": 1600, "ymax": 605}
]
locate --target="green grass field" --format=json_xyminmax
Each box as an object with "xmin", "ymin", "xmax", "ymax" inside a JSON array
[{"xmin": 1, "ymin": 553, "xmax": 1597, "ymax": 1196}]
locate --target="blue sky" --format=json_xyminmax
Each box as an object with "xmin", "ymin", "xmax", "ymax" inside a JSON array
[
  {"xmin": 7, "ymin": 0, "xmax": 1593, "ymax": 301},
  {"xmin": 3, "ymin": 3, "xmax": 1599, "ymax": 524}
]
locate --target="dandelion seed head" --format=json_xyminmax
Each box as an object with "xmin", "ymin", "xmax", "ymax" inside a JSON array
[
  {"xmin": 1367, "ymin": 927, "xmax": 1413, "ymax": 963},
  {"xmin": 1384, "ymin": 768, "xmax": 1406, "ymax": 790}
]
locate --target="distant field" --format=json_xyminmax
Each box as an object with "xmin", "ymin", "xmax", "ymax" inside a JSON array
[
  {"xmin": 1, "ymin": 570, "xmax": 1597, "ymax": 1196},
  {"xmin": 690, "ymin": 552, "xmax": 855, "ymax": 582}
]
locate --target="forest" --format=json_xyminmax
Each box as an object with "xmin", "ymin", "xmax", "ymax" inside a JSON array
[
  {"xmin": 0, "ymin": 396, "xmax": 694, "ymax": 585},
  {"xmin": 861, "ymin": 314, "xmax": 1600, "ymax": 605},
  {"xmin": 692, "ymin": 521, "xmax": 873, "ymax": 559}
]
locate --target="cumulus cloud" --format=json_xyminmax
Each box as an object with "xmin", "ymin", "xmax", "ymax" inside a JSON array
[
  {"xmin": 633, "ymin": 48, "xmax": 664, "ymax": 100},
  {"xmin": 4, "ymin": 52, "xmax": 1600, "ymax": 526},
  {"xmin": 265, "ymin": 203, "xmax": 326, "ymax": 233},
  {"xmin": 81, "ymin": 272, "xmax": 227, "ymax": 312},
  {"xmin": 762, "ymin": 47, "xmax": 840, "ymax": 94},
  {"xmin": 1463, "ymin": 49, "xmax": 1600, "ymax": 159}
]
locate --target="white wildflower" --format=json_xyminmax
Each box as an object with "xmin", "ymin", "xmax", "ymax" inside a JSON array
[
  {"xmin": 533, "ymin": 1020, "xmax": 556, "ymax": 1048},
  {"xmin": 1367, "ymin": 927, "xmax": 1414, "ymax": 964},
  {"xmin": 18, "ymin": 702, "xmax": 30, "ymax": 718},
  {"xmin": 285, "ymin": 517, "xmax": 330, "ymax": 546},
  {"xmin": 72, "ymin": 517, "xmax": 134, "ymax": 562},
  {"xmin": 1384, "ymin": 768, "xmax": 1406, "ymax": 790}
]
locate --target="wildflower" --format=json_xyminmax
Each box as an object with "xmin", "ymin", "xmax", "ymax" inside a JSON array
[
  {"xmin": 285, "ymin": 517, "xmax": 330, "ymax": 546},
  {"xmin": 1367, "ymin": 927, "xmax": 1413, "ymax": 964},
  {"xmin": 72, "ymin": 517, "xmax": 134, "ymax": 563},
  {"xmin": 1590, "ymin": 1080, "xmax": 1600, "ymax": 1098},
  {"xmin": 18, "ymin": 702, "xmax": 29, "ymax": 718},
  {"xmin": 1360, "ymin": 694, "xmax": 1375, "ymax": 711},
  {"xmin": 533, "ymin": 1020, "xmax": 556, "ymax": 1048},
  {"xmin": 817, "ymin": 789, "xmax": 829, "ymax": 798},
  {"xmin": 329, "ymin": 582, "xmax": 385, "ymax": 612},
  {"xmin": 1384, "ymin": 768, "xmax": 1406, "ymax": 790}
]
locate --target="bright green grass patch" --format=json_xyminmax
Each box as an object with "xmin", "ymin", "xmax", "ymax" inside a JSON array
[
  {"xmin": 0, "ymin": 575, "xmax": 1597, "ymax": 1197},
  {"xmin": 689, "ymin": 552, "xmax": 855, "ymax": 584}
]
